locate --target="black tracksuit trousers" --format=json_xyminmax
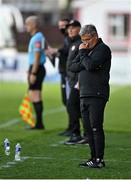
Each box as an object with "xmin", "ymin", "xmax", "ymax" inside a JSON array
[
  {"xmin": 67, "ymin": 88, "xmax": 81, "ymax": 136},
  {"xmin": 80, "ymin": 97, "xmax": 107, "ymax": 159},
  {"xmin": 60, "ymin": 74, "xmax": 73, "ymax": 131}
]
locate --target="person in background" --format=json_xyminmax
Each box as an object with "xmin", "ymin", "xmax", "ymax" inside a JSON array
[
  {"xmin": 64, "ymin": 20, "xmax": 88, "ymax": 145},
  {"xmin": 57, "ymin": 18, "xmax": 73, "ymax": 136},
  {"xmin": 25, "ymin": 16, "xmax": 46, "ymax": 129},
  {"xmin": 70, "ymin": 24, "xmax": 111, "ymax": 168}
]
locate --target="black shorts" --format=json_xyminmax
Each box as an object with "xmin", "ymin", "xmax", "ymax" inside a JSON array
[{"xmin": 28, "ymin": 65, "xmax": 46, "ymax": 90}]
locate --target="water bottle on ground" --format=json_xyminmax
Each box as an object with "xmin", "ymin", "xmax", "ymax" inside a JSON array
[
  {"xmin": 4, "ymin": 138, "xmax": 10, "ymax": 156},
  {"xmin": 15, "ymin": 143, "xmax": 21, "ymax": 161}
]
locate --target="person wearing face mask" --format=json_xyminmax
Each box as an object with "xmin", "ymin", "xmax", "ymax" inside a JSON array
[{"xmin": 57, "ymin": 18, "xmax": 73, "ymax": 136}]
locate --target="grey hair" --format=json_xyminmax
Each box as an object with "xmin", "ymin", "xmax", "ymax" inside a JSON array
[
  {"xmin": 79, "ymin": 24, "xmax": 98, "ymax": 37},
  {"xmin": 25, "ymin": 16, "xmax": 41, "ymax": 27}
]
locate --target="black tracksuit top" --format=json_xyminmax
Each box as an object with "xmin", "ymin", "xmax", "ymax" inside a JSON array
[
  {"xmin": 69, "ymin": 38, "xmax": 111, "ymax": 100},
  {"xmin": 58, "ymin": 36, "xmax": 71, "ymax": 75},
  {"xmin": 66, "ymin": 35, "xmax": 82, "ymax": 88}
]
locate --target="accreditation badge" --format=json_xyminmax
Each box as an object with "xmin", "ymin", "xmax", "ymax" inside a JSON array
[{"xmin": 71, "ymin": 45, "xmax": 75, "ymax": 51}]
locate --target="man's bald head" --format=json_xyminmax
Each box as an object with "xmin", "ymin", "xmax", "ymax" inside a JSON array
[{"xmin": 25, "ymin": 16, "xmax": 41, "ymax": 35}]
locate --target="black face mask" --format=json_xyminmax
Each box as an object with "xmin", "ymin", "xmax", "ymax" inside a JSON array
[{"xmin": 59, "ymin": 28, "xmax": 66, "ymax": 35}]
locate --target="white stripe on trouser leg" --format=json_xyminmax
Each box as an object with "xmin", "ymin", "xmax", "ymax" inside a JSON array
[{"xmin": 66, "ymin": 79, "xmax": 71, "ymax": 100}]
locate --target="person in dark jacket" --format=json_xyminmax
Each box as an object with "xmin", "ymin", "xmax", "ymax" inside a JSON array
[
  {"xmin": 64, "ymin": 20, "xmax": 88, "ymax": 145},
  {"xmin": 57, "ymin": 18, "xmax": 73, "ymax": 136},
  {"xmin": 58, "ymin": 18, "xmax": 70, "ymax": 83},
  {"xmin": 69, "ymin": 24, "xmax": 111, "ymax": 167}
]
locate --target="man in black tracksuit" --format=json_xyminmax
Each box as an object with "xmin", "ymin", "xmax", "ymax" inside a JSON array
[
  {"xmin": 70, "ymin": 25, "xmax": 111, "ymax": 167},
  {"xmin": 57, "ymin": 18, "xmax": 73, "ymax": 136},
  {"xmin": 64, "ymin": 20, "xmax": 88, "ymax": 145},
  {"xmin": 58, "ymin": 19, "xmax": 70, "ymax": 106}
]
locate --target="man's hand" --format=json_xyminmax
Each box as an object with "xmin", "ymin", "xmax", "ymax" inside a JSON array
[
  {"xmin": 45, "ymin": 46, "xmax": 58, "ymax": 59},
  {"xmin": 48, "ymin": 46, "xmax": 58, "ymax": 54},
  {"xmin": 79, "ymin": 43, "xmax": 89, "ymax": 50},
  {"xmin": 29, "ymin": 74, "xmax": 36, "ymax": 84}
]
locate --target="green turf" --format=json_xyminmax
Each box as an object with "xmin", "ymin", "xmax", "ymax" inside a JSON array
[{"xmin": 0, "ymin": 82, "xmax": 131, "ymax": 179}]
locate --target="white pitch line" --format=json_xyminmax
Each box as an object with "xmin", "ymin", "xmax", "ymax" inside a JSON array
[
  {"xmin": 118, "ymin": 147, "xmax": 131, "ymax": 151},
  {"xmin": 21, "ymin": 156, "xmax": 131, "ymax": 163},
  {"xmin": 50, "ymin": 141, "xmax": 131, "ymax": 150},
  {"xmin": 0, "ymin": 106, "xmax": 65, "ymax": 129},
  {"xmin": 0, "ymin": 161, "xmax": 16, "ymax": 170},
  {"xmin": 1, "ymin": 155, "xmax": 131, "ymax": 171},
  {"xmin": 0, "ymin": 119, "xmax": 19, "ymax": 129},
  {"xmin": 17, "ymin": 155, "xmax": 131, "ymax": 164},
  {"xmin": 50, "ymin": 140, "xmax": 68, "ymax": 147},
  {"xmin": 0, "ymin": 156, "xmax": 34, "ymax": 170},
  {"xmin": 0, "ymin": 159, "xmax": 24, "ymax": 170},
  {"xmin": 50, "ymin": 140, "xmax": 89, "ymax": 147},
  {"xmin": 0, "ymin": 86, "xmax": 124, "ymax": 129},
  {"xmin": 7, "ymin": 161, "xmax": 17, "ymax": 165},
  {"xmin": 44, "ymin": 107, "xmax": 65, "ymax": 115},
  {"xmin": 7, "ymin": 155, "xmax": 131, "ymax": 162}
]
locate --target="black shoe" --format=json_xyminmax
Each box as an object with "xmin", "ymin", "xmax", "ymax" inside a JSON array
[
  {"xmin": 79, "ymin": 158, "xmax": 105, "ymax": 168},
  {"xmin": 64, "ymin": 134, "xmax": 82, "ymax": 145},
  {"xmin": 58, "ymin": 130, "xmax": 72, "ymax": 137},
  {"xmin": 77, "ymin": 137, "xmax": 89, "ymax": 145},
  {"xmin": 95, "ymin": 158, "xmax": 105, "ymax": 168}
]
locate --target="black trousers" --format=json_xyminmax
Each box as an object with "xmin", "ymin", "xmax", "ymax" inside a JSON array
[
  {"xmin": 67, "ymin": 88, "xmax": 81, "ymax": 135},
  {"xmin": 60, "ymin": 74, "xmax": 73, "ymax": 131},
  {"xmin": 80, "ymin": 97, "xmax": 107, "ymax": 159}
]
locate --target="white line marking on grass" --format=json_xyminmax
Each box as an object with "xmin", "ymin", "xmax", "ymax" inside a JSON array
[
  {"xmin": 1, "ymin": 165, "xmax": 11, "ymax": 168},
  {"xmin": 23, "ymin": 156, "xmax": 55, "ymax": 160},
  {"xmin": 21, "ymin": 156, "xmax": 131, "ymax": 163},
  {"xmin": 118, "ymin": 147, "xmax": 131, "ymax": 151},
  {"xmin": 106, "ymin": 159, "xmax": 131, "ymax": 163},
  {"xmin": 1, "ymin": 155, "xmax": 131, "ymax": 171},
  {"xmin": 45, "ymin": 107, "xmax": 65, "ymax": 115},
  {"xmin": 7, "ymin": 161, "xmax": 17, "ymax": 165},
  {"xmin": 0, "ymin": 160, "xmax": 18, "ymax": 170},
  {"xmin": 22, "ymin": 156, "xmax": 131, "ymax": 163},
  {"xmin": 50, "ymin": 140, "xmax": 89, "ymax": 147},
  {"xmin": 0, "ymin": 156, "xmax": 53, "ymax": 170},
  {"xmin": 50, "ymin": 140, "xmax": 68, "ymax": 147},
  {"xmin": 0, "ymin": 157, "xmax": 29, "ymax": 170},
  {"xmin": 0, "ymin": 119, "xmax": 19, "ymax": 129},
  {"xmin": 0, "ymin": 107, "xmax": 65, "ymax": 129},
  {"xmin": 0, "ymin": 86, "xmax": 124, "ymax": 129}
]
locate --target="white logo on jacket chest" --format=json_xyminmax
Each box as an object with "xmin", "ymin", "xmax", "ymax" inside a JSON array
[{"xmin": 71, "ymin": 45, "xmax": 76, "ymax": 51}]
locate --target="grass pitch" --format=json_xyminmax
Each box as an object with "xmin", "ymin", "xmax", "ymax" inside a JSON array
[{"xmin": 0, "ymin": 82, "xmax": 131, "ymax": 179}]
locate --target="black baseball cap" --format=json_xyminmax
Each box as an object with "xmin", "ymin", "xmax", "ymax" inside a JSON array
[{"xmin": 67, "ymin": 20, "xmax": 81, "ymax": 28}]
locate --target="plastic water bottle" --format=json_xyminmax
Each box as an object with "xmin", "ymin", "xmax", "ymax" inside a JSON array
[
  {"xmin": 15, "ymin": 143, "xmax": 21, "ymax": 161},
  {"xmin": 4, "ymin": 138, "xmax": 10, "ymax": 156}
]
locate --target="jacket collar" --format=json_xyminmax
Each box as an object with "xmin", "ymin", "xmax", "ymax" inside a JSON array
[{"xmin": 90, "ymin": 38, "xmax": 103, "ymax": 51}]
